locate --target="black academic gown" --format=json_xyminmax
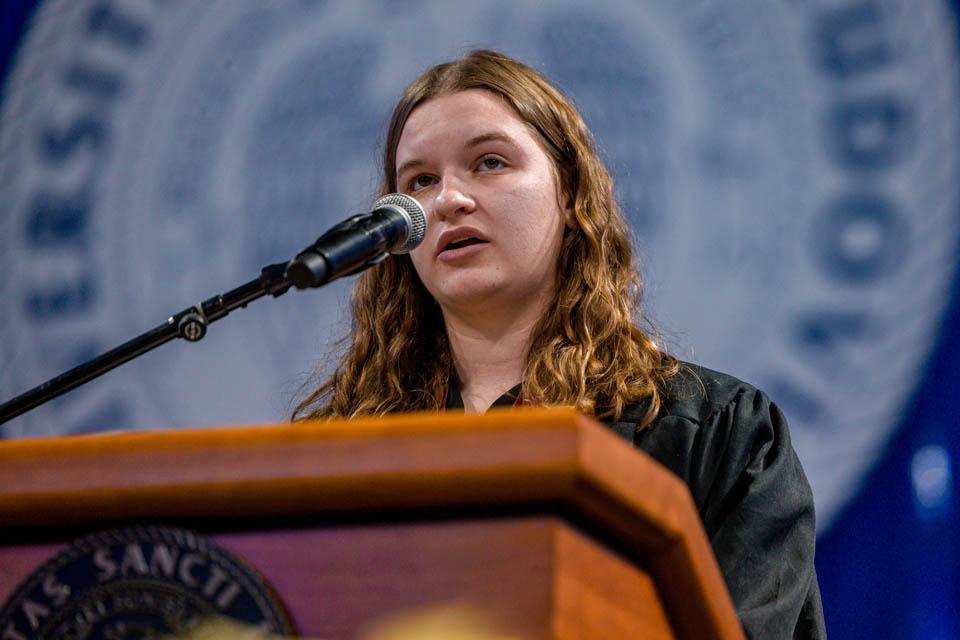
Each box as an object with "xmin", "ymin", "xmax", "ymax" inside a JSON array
[{"xmin": 446, "ymin": 363, "xmax": 827, "ymax": 639}]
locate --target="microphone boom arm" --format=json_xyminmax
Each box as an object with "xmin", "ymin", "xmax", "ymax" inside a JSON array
[
  {"xmin": 0, "ymin": 262, "xmax": 293, "ymax": 426},
  {"xmin": 0, "ymin": 193, "xmax": 425, "ymax": 428}
]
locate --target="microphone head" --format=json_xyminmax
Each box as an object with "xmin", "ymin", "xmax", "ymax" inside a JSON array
[{"xmin": 372, "ymin": 193, "xmax": 427, "ymax": 254}]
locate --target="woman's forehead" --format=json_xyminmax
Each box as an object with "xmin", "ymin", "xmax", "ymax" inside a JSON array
[{"xmin": 395, "ymin": 90, "xmax": 542, "ymax": 167}]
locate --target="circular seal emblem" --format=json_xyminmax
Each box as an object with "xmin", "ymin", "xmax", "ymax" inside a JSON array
[{"xmin": 0, "ymin": 526, "xmax": 296, "ymax": 639}]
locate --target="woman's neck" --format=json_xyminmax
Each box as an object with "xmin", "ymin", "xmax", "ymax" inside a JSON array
[{"xmin": 442, "ymin": 302, "xmax": 544, "ymax": 414}]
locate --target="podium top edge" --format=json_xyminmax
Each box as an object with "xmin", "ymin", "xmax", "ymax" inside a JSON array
[{"xmin": 0, "ymin": 406, "xmax": 586, "ymax": 453}]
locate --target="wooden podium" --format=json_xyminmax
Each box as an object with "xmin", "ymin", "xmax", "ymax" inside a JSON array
[{"xmin": 0, "ymin": 408, "xmax": 744, "ymax": 639}]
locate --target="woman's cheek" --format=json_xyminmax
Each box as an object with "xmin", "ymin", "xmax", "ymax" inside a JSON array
[{"xmin": 408, "ymin": 249, "xmax": 432, "ymax": 284}]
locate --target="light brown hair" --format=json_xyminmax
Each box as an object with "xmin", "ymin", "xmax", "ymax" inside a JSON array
[{"xmin": 294, "ymin": 49, "xmax": 678, "ymax": 425}]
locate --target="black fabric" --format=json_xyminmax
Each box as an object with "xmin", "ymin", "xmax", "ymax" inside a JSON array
[
  {"xmin": 445, "ymin": 383, "xmax": 520, "ymax": 410},
  {"xmin": 445, "ymin": 363, "xmax": 826, "ymax": 639}
]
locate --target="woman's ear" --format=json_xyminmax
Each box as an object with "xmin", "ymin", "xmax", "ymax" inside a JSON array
[
  {"xmin": 554, "ymin": 166, "xmax": 578, "ymax": 229},
  {"xmin": 561, "ymin": 192, "xmax": 578, "ymax": 230}
]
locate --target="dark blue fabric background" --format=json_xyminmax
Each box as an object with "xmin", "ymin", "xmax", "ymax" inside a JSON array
[{"xmin": 1, "ymin": 1, "xmax": 957, "ymax": 637}]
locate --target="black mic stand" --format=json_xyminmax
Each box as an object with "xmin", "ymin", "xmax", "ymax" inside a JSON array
[{"xmin": 0, "ymin": 262, "xmax": 293, "ymax": 426}]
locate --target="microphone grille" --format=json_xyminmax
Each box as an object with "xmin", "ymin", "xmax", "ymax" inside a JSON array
[{"xmin": 373, "ymin": 193, "xmax": 427, "ymax": 254}]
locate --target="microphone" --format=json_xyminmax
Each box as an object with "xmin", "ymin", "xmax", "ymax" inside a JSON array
[{"xmin": 285, "ymin": 193, "xmax": 427, "ymax": 289}]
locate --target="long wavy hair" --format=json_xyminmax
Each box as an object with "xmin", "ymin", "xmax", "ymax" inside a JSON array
[{"xmin": 293, "ymin": 50, "xmax": 678, "ymax": 426}]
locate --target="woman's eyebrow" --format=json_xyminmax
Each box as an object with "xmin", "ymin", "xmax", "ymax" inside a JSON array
[
  {"xmin": 396, "ymin": 158, "xmax": 425, "ymax": 180},
  {"xmin": 465, "ymin": 131, "xmax": 518, "ymax": 148},
  {"xmin": 396, "ymin": 132, "xmax": 520, "ymax": 180}
]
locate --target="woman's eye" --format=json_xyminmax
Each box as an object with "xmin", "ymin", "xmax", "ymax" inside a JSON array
[
  {"xmin": 408, "ymin": 175, "xmax": 435, "ymax": 192},
  {"xmin": 479, "ymin": 157, "xmax": 505, "ymax": 171}
]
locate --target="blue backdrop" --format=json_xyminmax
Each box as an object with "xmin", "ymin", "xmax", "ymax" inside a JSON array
[{"xmin": 1, "ymin": 1, "xmax": 957, "ymax": 637}]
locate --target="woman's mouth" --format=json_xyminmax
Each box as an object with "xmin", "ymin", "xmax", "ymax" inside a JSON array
[{"xmin": 438, "ymin": 237, "xmax": 489, "ymax": 261}]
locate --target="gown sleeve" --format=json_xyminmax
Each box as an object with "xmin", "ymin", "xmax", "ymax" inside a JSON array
[{"xmin": 630, "ymin": 373, "xmax": 827, "ymax": 639}]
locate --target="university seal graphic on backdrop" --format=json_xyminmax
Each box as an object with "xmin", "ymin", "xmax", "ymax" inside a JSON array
[
  {"xmin": 0, "ymin": 526, "xmax": 295, "ymax": 639},
  {"xmin": 0, "ymin": 0, "xmax": 958, "ymax": 530}
]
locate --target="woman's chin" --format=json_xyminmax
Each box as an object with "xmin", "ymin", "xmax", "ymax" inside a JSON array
[
  {"xmin": 432, "ymin": 279, "xmax": 506, "ymax": 311},
  {"xmin": 437, "ymin": 291, "xmax": 499, "ymax": 312}
]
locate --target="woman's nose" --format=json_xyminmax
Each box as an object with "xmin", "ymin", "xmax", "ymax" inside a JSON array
[{"xmin": 432, "ymin": 177, "xmax": 475, "ymax": 220}]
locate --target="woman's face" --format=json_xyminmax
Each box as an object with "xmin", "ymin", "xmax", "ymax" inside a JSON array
[{"xmin": 396, "ymin": 89, "xmax": 573, "ymax": 315}]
